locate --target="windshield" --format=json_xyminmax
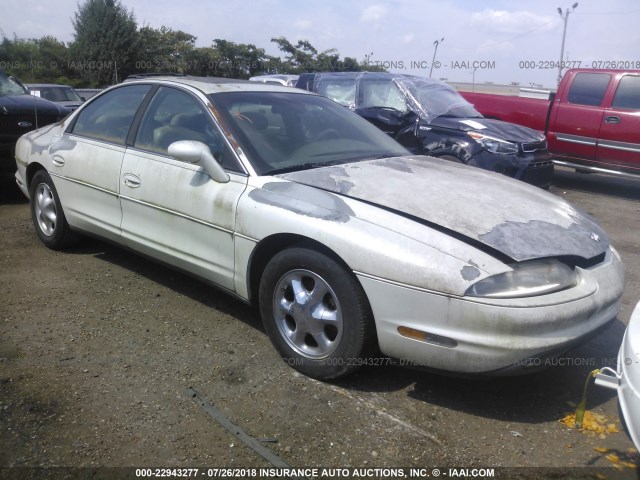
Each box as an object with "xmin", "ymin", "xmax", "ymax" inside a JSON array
[
  {"xmin": 32, "ymin": 86, "xmax": 83, "ymax": 102},
  {"xmin": 209, "ymin": 91, "xmax": 409, "ymax": 175},
  {"xmin": 311, "ymin": 72, "xmax": 482, "ymax": 121},
  {"xmin": 395, "ymin": 76, "xmax": 483, "ymax": 120},
  {"xmin": 0, "ymin": 72, "xmax": 29, "ymax": 96}
]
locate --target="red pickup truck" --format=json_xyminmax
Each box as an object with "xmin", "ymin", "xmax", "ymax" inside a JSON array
[{"xmin": 460, "ymin": 69, "xmax": 640, "ymax": 176}]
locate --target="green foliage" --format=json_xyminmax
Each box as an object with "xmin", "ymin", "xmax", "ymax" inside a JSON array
[
  {"xmin": 136, "ymin": 26, "xmax": 196, "ymax": 74},
  {"xmin": 70, "ymin": 0, "xmax": 138, "ymax": 86},
  {"xmin": 207, "ymin": 39, "xmax": 269, "ymax": 78},
  {"xmin": 0, "ymin": 35, "xmax": 80, "ymax": 85},
  {"xmin": 0, "ymin": 0, "xmax": 381, "ymax": 86},
  {"xmin": 269, "ymin": 36, "xmax": 378, "ymax": 74}
]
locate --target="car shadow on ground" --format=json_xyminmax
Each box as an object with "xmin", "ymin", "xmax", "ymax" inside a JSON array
[
  {"xmin": 337, "ymin": 317, "xmax": 627, "ymax": 424},
  {"xmin": 551, "ymin": 167, "xmax": 640, "ymax": 201},
  {"xmin": 58, "ymin": 222, "xmax": 627, "ymax": 426},
  {"xmin": 63, "ymin": 237, "xmax": 261, "ymax": 330}
]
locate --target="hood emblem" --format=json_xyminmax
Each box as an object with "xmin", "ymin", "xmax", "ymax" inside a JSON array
[
  {"xmin": 590, "ymin": 232, "xmax": 600, "ymax": 242},
  {"xmin": 2, "ymin": 106, "xmax": 8, "ymax": 115}
]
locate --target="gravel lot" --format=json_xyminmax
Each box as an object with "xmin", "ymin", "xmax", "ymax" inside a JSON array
[{"xmin": 1, "ymin": 167, "xmax": 639, "ymax": 479}]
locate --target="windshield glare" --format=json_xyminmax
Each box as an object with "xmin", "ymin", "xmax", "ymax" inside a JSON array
[
  {"xmin": 0, "ymin": 73, "xmax": 29, "ymax": 96},
  {"xmin": 209, "ymin": 92, "xmax": 409, "ymax": 175}
]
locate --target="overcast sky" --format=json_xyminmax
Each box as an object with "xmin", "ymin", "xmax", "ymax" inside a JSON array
[{"xmin": 2, "ymin": 0, "xmax": 639, "ymax": 88}]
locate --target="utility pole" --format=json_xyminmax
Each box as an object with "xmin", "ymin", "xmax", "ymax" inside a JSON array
[
  {"xmin": 364, "ymin": 52, "xmax": 374, "ymax": 68},
  {"xmin": 557, "ymin": 3, "xmax": 578, "ymax": 86},
  {"xmin": 472, "ymin": 66, "xmax": 478, "ymax": 92},
  {"xmin": 429, "ymin": 38, "xmax": 444, "ymax": 78}
]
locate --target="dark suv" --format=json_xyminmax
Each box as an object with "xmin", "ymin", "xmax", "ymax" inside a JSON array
[
  {"xmin": 0, "ymin": 71, "xmax": 70, "ymax": 171},
  {"xmin": 296, "ymin": 72, "xmax": 553, "ymax": 188}
]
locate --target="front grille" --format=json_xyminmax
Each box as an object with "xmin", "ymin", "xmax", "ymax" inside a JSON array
[
  {"xmin": 559, "ymin": 252, "xmax": 607, "ymax": 269},
  {"xmin": 529, "ymin": 159, "xmax": 554, "ymax": 168},
  {"xmin": 0, "ymin": 115, "xmax": 58, "ymax": 136},
  {"xmin": 521, "ymin": 160, "xmax": 554, "ymax": 188},
  {"xmin": 521, "ymin": 139, "xmax": 548, "ymax": 153}
]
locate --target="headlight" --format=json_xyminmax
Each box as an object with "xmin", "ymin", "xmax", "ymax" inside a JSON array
[
  {"xmin": 468, "ymin": 131, "xmax": 518, "ymax": 154},
  {"xmin": 465, "ymin": 259, "xmax": 577, "ymax": 299}
]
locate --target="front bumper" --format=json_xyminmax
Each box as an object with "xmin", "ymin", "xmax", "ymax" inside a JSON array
[
  {"xmin": 14, "ymin": 160, "xmax": 29, "ymax": 198},
  {"xmin": 469, "ymin": 149, "xmax": 553, "ymax": 189},
  {"xmin": 357, "ymin": 248, "xmax": 624, "ymax": 374}
]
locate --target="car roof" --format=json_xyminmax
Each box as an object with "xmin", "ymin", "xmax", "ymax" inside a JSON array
[
  {"xmin": 122, "ymin": 75, "xmax": 314, "ymax": 96},
  {"xmin": 26, "ymin": 83, "xmax": 74, "ymax": 88}
]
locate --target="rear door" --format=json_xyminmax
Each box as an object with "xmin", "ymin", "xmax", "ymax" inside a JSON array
[
  {"xmin": 548, "ymin": 72, "xmax": 611, "ymax": 164},
  {"xmin": 120, "ymin": 86, "xmax": 248, "ymax": 290},
  {"xmin": 53, "ymin": 84, "xmax": 151, "ymax": 241},
  {"xmin": 596, "ymin": 73, "xmax": 640, "ymax": 172}
]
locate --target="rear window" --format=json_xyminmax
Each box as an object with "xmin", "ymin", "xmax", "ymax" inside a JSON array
[
  {"xmin": 611, "ymin": 75, "xmax": 640, "ymax": 110},
  {"xmin": 567, "ymin": 73, "xmax": 611, "ymax": 106}
]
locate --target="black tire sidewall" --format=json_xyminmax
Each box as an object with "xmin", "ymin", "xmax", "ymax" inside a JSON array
[{"xmin": 259, "ymin": 247, "xmax": 373, "ymax": 380}]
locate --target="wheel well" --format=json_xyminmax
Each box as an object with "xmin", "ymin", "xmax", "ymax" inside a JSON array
[
  {"xmin": 26, "ymin": 162, "xmax": 46, "ymax": 189},
  {"xmin": 247, "ymin": 234, "xmax": 353, "ymax": 306},
  {"xmin": 247, "ymin": 233, "xmax": 380, "ymax": 355}
]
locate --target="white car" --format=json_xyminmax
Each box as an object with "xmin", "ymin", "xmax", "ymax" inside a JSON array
[
  {"xmin": 14, "ymin": 76, "xmax": 624, "ymax": 380},
  {"xmin": 248, "ymin": 74, "xmax": 299, "ymax": 87},
  {"xmin": 596, "ymin": 302, "xmax": 640, "ymax": 450}
]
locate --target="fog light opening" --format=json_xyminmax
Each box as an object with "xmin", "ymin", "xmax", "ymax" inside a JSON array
[{"xmin": 397, "ymin": 326, "xmax": 458, "ymax": 348}]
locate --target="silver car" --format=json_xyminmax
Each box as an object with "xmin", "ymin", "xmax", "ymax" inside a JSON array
[
  {"xmin": 14, "ymin": 76, "xmax": 624, "ymax": 380},
  {"xmin": 596, "ymin": 301, "xmax": 640, "ymax": 450}
]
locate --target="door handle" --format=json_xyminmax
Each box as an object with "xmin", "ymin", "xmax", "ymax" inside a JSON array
[
  {"xmin": 604, "ymin": 116, "xmax": 621, "ymax": 124},
  {"xmin": 52, "ymin": 155, "xmax": 65, "ymax": 167},
  {"xmin": 123, "ymin": 173, "xmax": 141, "ymax": 188}
]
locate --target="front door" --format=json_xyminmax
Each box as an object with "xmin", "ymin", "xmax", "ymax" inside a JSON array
[{"xmin": 119, "ymin": 86, "xmax": 247, "ymax": 290}]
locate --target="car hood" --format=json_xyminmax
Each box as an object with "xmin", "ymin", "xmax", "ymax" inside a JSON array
[
  {"xmin": 428, "ymin": 116, "xmax": 545, "ymax": 144},
  {"xmin": 278, "ymin": 155, "xmax": 608, "ymax": 262},
  {"xmin": 0, "ymin": 93, "xmax": 68, "ymax": 117}
]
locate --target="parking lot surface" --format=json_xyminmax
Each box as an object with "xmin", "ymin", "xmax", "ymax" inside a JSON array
[{"xmin": 1, "ymin": 167, "xmax": 639, "ymax": 477}]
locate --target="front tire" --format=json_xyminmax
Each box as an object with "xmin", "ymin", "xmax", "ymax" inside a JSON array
[
  {"xmin": 259, "ymin": 247, "xmax": 375, "ymax": 380},
  {"xmin": 29, "ymin": 170, "xmax": 77, "ymax": 250}
]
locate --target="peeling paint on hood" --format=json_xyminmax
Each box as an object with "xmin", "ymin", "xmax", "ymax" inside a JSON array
[{"xmin": 278, "ymin": 155, "xmax": 609, "ymax": 262}]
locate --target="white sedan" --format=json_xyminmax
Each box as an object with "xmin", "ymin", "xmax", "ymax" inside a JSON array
[
  {"xmin": 596, "ymin": 302, "xmax": 640, "ymax": 450},
  {"xmin": 14, "ymin": 76, "xmax": 624, "ymax": 380}
]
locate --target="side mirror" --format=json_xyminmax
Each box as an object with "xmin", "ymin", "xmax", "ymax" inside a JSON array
[{"xmin": 168, "ymin": 140, "xmax": 230, "ymax": 184}]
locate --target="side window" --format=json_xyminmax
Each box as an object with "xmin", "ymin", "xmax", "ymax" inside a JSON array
[
  {"xmin": 567, "ymin": 73, "xmax": 611, "ymax": 106},
  {"xmin": 71, "ymin": 85, "xmax": 150, "ymax": 144},
  {"xmin": 611, "ymin": 75, "xmax": 640, "ymax": 110},
  {"xmin": 134, "ymin": 87, "xmax": 242, "ymax": 172}
]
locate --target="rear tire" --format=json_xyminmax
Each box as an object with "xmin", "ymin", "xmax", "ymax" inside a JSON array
[
  {"xmin": 29, "ymin": 170, "xmax": 78, "ymax": 250},
  {"xmin": 259, "ymin": 247, "xmax": 375, "ymax": 380}
]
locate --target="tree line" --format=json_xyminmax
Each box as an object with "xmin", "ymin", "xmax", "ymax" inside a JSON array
[{"xmin": 0, "ymin": 0, "xmax": 382, "ymax": 87}]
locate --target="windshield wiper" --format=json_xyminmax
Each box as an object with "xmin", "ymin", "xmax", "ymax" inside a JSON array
[
  {"xmin": 264, "ymin": 152, "xmax": 403, "ymax": 175},
  {"xmin": 264, "ymin": 159, "xmax": 348, "ymax": 175}
]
